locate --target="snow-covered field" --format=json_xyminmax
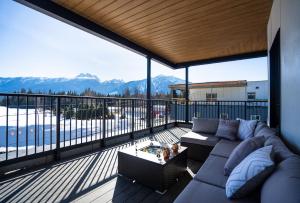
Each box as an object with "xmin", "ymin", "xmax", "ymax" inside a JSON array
[{"xmin": 0, "ymin": 106, "xmax": 170, "ymax": 160}]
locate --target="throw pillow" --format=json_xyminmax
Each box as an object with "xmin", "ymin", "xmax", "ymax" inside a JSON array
[
  {"xmin": 224, "ymin": 136, "xmax": 265, "ymax": 176},
  {"xmin": 192, "ymin": 117, "xmax": 219, "ymax": 134},
  {"xmin": 225, "ymin": 145, "xmax": 275, "ymax": 199},
  {"xmin": 237, "ymin": 119, "xmax": 257, "ymax": 140},
  {"xmin": 215, "ymin": 119, "xmax": 240, "ymax": 141}
]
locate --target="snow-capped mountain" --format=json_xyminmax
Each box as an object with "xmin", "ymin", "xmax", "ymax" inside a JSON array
[{"xmin": 0, "ymin": 73, "xmax": 185, "ymax": 95}]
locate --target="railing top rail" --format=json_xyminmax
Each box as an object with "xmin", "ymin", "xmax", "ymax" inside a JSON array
[
  {"xmin": 188, "ymin": 100, "xmax": 268, "ymax": 102},
  {"xmin": 171, "ymin": 98, "xmax": 268, "ymax": 102},
  {"xmin": 0, "ymin": 93, "xmax": 268, "ymax": 103}
]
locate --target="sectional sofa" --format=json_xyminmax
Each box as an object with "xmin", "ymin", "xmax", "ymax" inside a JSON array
[{"xmin": 175, "ymin": 118, "xmax": 300, "ymax": 203}]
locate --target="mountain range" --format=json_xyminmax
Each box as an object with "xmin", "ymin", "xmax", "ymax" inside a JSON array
[{"xmin": 0, "ymin": 73, "xmax": 185, "ymax": 95}]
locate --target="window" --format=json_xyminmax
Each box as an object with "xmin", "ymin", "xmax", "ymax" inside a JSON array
[
  {"xmin": 250, "ymin": 115, "xmax": 261, "ymax": 121},
  {"xmin": 220, "ymin": 113, "xmax": 229, "ymax": 119},
  {"xmin": 247, "ymin": 92, "xmax": 256, "ymax": 100},
  {"xmin": 206, "ymin": 93, "xmax": 217, "ymax": 101}
]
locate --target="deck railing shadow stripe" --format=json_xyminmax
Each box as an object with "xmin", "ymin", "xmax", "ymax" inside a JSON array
[
  {"xmin": 76, "ymin": 152, "xmax": 106, "ymax": 191},
  {"xmin": 0, "ymin": 173, "xmax": 33, "ymax": 196},
  {"xmin": 109, "ymin": 144, "xmax": 126, "ymax": 177},
  {"xmin": 0, "ymin": 167, "xmax": 50, "ymax": 202},
  {"xmin": 81, "ymin": 149, "xmax": 114, "ymax": 190},
  {"xmin": 1, "ymin": 160, "xmax": 73, "ymax": 201},
  {"xmin": 40, "ymin": 155, "xmax": 96, "ymax": 202},
  {"xmin": 49, "ymin": 154, "xmax": 99, "ymax": 203},
  {"xmin": 88, "ymin": 150, "xmax": 110, "ymax": 186},
  {"xmin": 77, "ymin": 152, "xmax": 106, "ymax": 192},
  {"xmin": 20, "ymin": 155, "xmax": 89, "ymax": 202},
  {"xmin": 95, "ymin": 147, "xmax": 116, "ymax": 183}
]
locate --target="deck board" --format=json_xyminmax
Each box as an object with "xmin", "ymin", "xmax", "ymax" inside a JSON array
[{"xmin": 0, "ymin": 127, "xmax": 198, "ymax": 203}]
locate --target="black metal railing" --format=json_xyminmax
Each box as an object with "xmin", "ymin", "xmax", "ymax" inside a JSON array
[
  {"xmin": 0, "ymin": 93, "xmax": 175, "ymax": 163},
  {"xmin": 0, "ymin": 93, "xmax": 268, "ymax": 164},
  {"xmin": 172, "ymin": 100, "xmax": 268, "ymax": 123}
]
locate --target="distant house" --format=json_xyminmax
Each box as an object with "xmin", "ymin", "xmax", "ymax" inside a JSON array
[{"xmin": 169, "ymin": 80, "xmax": 268, "ymax": 101}]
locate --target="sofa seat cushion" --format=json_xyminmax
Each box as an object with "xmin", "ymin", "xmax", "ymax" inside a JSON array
[
  {"xmin": 261, "ymin": 156, "xmax": 300, "ymax": 203},
  {"xmin": 192, "ymin": 118, "xmax": 219, "ymax": 134},
  {"xmin": 181, "ymin": 131, "xmax": 219, "ymax": 147},
  {"xmin": 194, "ymin": 155, "xmax": 228, "ymax": 188},
  {"xmin": 210, "ymin": 139, "xmax": 241, "ymax": 158},
  {"xmin": 174, "ymin": 180, "xmax": 259, "ymax": 203}
]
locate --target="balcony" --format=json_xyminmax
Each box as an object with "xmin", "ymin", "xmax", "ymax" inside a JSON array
[
  {"xmin": 0, "ymin": 93, "xmax": 268, "ymax": 202},
  {"xmin": 3, "ymin": 1, "xmax": 299, "ymax": 203}
]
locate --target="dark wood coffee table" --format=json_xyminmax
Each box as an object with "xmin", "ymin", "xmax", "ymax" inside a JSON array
[{"xmin": 118, "ymin": 141, "xmax": 187, "ymax": 194}]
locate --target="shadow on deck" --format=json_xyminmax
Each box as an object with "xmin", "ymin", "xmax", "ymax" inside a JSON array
[{"xmin": 0, "ymin": 127, "xmax": 199, "ymax": 203}]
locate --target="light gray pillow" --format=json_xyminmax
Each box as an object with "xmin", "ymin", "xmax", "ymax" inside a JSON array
[
  {"xmin": 226, "ymin": 145, "xmax": 275, "ymax": 199},
  {"xmin": 224, "ymin": 136, "xmax": 265, "ymax": 176},
  {"xmin": 215, "ymin": 119, "xmax": 240, "ymax": 141},
  {"xmin": 237, "ymin": 119, "xmax": 257, "ymax": 140},
  {"xmin": 192, "ymin": 118, "xmax": 219, "ymax": 134}
]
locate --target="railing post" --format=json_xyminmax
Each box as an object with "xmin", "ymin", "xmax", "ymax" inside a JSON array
[
  {"xmin": 185, "ymin": 66, "xmax": 189, "ymax": 123},
  {"xmin": 217, "ymin": 101, "xmax": 220, "ymax": 119},
  {"xmin": 165, "ymin": 100, "xmax": 168, "ymax": 129},
  {"xmin": 150, "ymin": 100, "xmax": 153, "ymax": 133},
  {"xmin": 174, "ymin": 100, "xmax": 177, "ymax": 124},
  {"xmin": 244, "ymin": 101, "xmax": 247, "ymax": 119},
  {"xmin": 55, "ymin": 97, "xmax": 61, "ymax": 161},
  {"xmin": 146, "ymin": 56, "xmax": 152, "ymax": 132},
  {"xmin": 131, "ymin": 99, "xmax": 135, "ymax": 139},
  {"xmin": 194, "ymin": 101, "xmax": 197, "ymax": 117},
  {"xmin": 102, "ymin": 98, "xmax": 106, "ymax": 147}
]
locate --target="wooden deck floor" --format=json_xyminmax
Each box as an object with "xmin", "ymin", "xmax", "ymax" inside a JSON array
[{"xmin": 0, "ymin": 127, "xmax": 201, "ymax": 203}]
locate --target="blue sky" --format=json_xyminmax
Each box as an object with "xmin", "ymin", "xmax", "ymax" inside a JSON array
[{"xmin": 0, "ymin": 0, "xmax": 267, "ymax": 83}]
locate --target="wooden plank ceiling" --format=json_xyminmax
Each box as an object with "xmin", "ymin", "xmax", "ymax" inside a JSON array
[{"xmin": 52, "ymin": 0, "xmax": 272, "ymax": 65}]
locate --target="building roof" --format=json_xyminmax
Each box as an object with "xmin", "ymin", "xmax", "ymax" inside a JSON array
[
  {"xmin": 169, "ymin": 80, "xmax": 247, "ymax": 90},
  {"xmin": 17, "ymin": 0, "xmax": 272, "ymax": 69}
]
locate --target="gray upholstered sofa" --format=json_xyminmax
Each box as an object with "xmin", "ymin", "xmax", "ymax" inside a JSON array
[{"xmin": 175, "ymin": 118, "xmax": 300, "ymax": 203}]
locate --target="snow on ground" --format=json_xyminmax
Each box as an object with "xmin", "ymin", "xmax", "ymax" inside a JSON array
[{"xmin": 0, "ymin": 106, "xmax": 171, "ymax": 160}]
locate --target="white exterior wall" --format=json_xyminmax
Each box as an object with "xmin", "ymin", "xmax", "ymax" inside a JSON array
[
  {"xmin": 189, "ymin": 86, "xmax": 247, "ymax": 101},
  {"xmin": 247, "ymin": 81, "xmax": 268, "ymax": 100}
]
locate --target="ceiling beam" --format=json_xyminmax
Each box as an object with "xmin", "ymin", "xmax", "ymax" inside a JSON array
[{"xmin": 174, "ymin": 51, "xmax": 267, "ymax": 68}]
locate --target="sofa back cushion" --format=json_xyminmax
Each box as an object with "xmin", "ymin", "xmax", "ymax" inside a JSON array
[
  {"xmin": 237, "ymin": 119, "xmax": 257, "ymax": 140},
  {"xmin": 192, "ymin": 118, "xmax": 219, "ymax": 134},
  {"xmin": 261, "ymin": 156, "xmax": 300, "ymax": 203},
  {"xmin": 215, "ymin": 119, "xmax": 240, "ymax": 141},
  {"xmin": 224, "ymin": 136, "xmax": 265, "ymax": 176},
  {"xmin": 255, "ymin": 126, "xmax": 276, "ymax": 140},
  {"xmin": 226, "ymin": 146, "xmax": 275, "ymax": 199},
  {"xmin": 254, "ymin": 121, "xmax": 268, "ymax": 136},
  {"xmin": 264, "ymin": 135, "xmax": 295, "ymax": 162}
]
